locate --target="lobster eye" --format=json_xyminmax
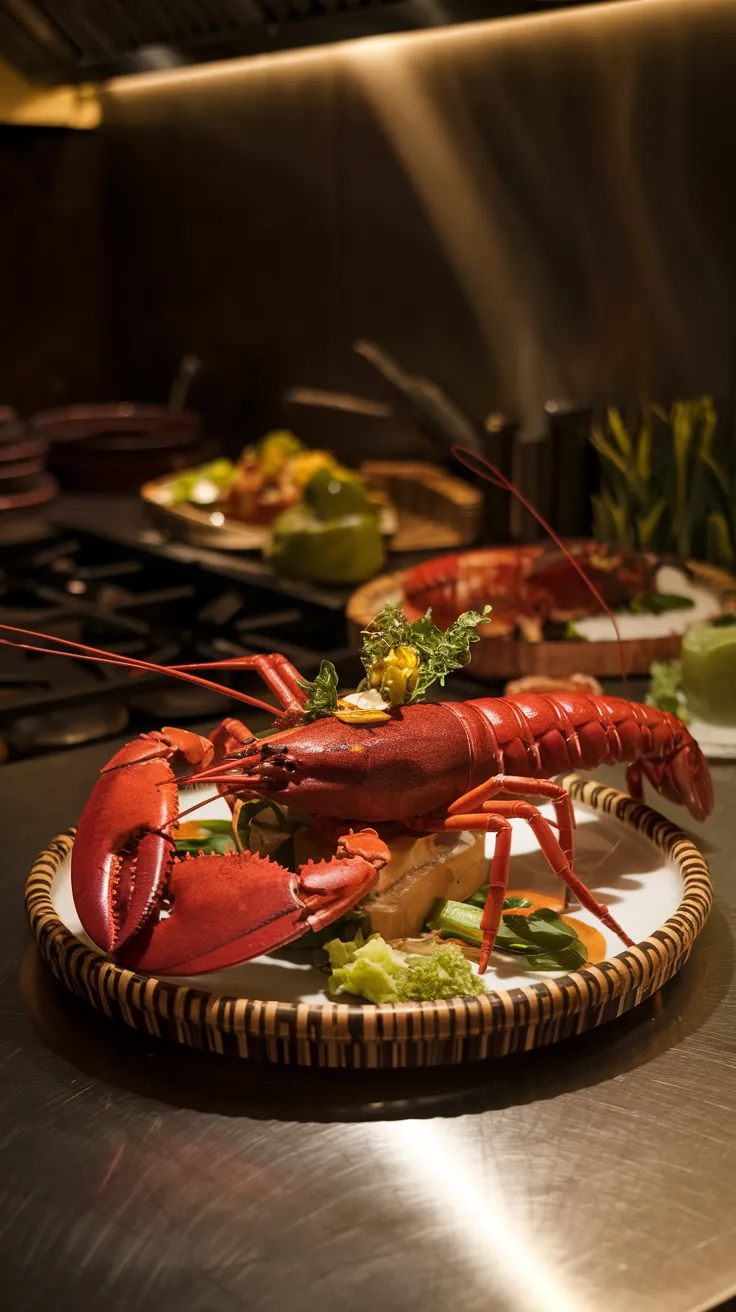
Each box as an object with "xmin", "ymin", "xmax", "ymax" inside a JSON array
[{"xmin": 261, "ymin": 742, "xmax": 288, "ymax": 760}]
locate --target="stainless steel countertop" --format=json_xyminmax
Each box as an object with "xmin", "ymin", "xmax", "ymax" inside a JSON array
[{"xmin": 1, "ymin": 736, "xmax": 735, "ymax": 1312}]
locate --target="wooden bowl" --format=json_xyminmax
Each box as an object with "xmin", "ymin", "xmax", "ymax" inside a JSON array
[
  {"xmin": 30, "ymin": 404, "xmax": 206, "ymax": 494},
  {"xmin": 26, "ymin": 778, "xmax": 710, "ymax": 1068}
]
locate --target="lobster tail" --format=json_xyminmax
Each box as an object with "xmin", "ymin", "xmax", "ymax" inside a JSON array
[
  {"xmin": 629, "ymin": 722, "xmax": 713, "ymax": 824},
  {"xmin": 469, "ymin": 693, "xmax": 714, "ymax": 826}
]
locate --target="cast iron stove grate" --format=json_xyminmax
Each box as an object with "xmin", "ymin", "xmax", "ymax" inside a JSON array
[{"xmin": 0, "ymin": 525, "xmax": 356, "ymax": 759}]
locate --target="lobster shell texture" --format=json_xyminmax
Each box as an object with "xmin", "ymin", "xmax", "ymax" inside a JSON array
[{"xmin": 346, "ymin": 543, "xmax": 736, "ymax": 680}]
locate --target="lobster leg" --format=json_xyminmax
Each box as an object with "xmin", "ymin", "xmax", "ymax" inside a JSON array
[
  {"xmin": 448, "ymin": 773, "xmax": 579, "ymax": 913},
  {"xmin": 447, "ymin": 775, "xmax": 576, "ymax": 865},
  {"xmin": 406, "ymin": 792, "xmax": 634, "ymax": 972}
]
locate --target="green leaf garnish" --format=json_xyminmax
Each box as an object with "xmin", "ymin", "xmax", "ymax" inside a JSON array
[
  {"xmin": 503, "ymin": 908, "xmax": 578, "ymax": 952},
  {"xmin": 466, "ymin": 889, "xmax": 532, "ymax": 911},
  {"xmin": 646, "ymin": 659, "xmax": 690, "ymax": 723},
  {"xmin": 710, "ymin": 613, "xmax": 736, "ymax": 628},
  {"xmin": 297, "ymin": 659, "xmax": 340, "ymax": 721},
  {"xmin": 524, "ymin": 946, "xmax": 588, "ymax": 972},
  {"xmin": 359, "ymin": 602, "xmax": 491, "ymax": 705},
  {"xmin": 628, "ymin": 592, "xmax": 694, "ymax": 615}
]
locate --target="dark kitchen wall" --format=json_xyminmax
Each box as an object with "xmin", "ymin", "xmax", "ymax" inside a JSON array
[
  {"xmin": 0, "ymin": 126, "xmax": 106, "ymax": 413},
  {"xmin": 101, "ymin": 0, "xmax": 736, "ymax": 454}
]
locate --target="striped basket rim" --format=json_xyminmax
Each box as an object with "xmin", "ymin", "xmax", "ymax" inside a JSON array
[{"xmin": 25, "ymin": 775, "xmax": 712, "ymax": 1053}]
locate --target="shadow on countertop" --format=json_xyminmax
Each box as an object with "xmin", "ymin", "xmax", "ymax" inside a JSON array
[{"xmin": 19, "ymin": 894, "xmax": 733, "ymax": 1124}]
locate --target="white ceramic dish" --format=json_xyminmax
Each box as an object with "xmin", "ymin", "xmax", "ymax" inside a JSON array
[{"xmin": 50, "ymin": 788, "xmax": 685, "ymax": 1003}]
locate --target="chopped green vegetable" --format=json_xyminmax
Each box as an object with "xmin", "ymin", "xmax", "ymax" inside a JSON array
[
  {"xmin": 426, "ymin": 898, "xmax": 589, "ymax": 971},
  {"xmin": 396, "ymin": 944, "xmax": 486, "ymax": 1002},
  {"xmin": 325, "ymin": 932, "xmax": 485, "ymax": 1003},
  {"xmin": 646, "ymin": 659, "xmax": 690, "ymax": 723},
  {"xmin": 297, "ymin": 659, "xmax": 341, "ymax": 721},
  {"xmin": 326, "ymin": 931, "xmax": 404, "ymax": 1003},
  {"xmin": 359, "ymin": 602, "xmax": 491, "ymax": 705},
  {"xmin": 628, "ymin": 592, "xmax": 694, "ymax": 615},
  {"xmin": 167, "ymin": 459, "xmax": 235, "ymax": 505}
]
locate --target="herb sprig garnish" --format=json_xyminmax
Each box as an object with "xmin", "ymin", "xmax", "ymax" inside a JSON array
[
  {"xmin": 359, "ymin": 602, "xmax": 491, "ymax": 705},
  {"xmin": 296, "ymin": 603, "xmax": 492, "ymax": 721}
]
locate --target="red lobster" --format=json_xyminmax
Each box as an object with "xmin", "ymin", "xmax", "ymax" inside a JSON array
[
  {"xmin": 0, "ymin": 621, "xmax": 713, "ymax": 977},
  {"xmin": 403, "ymin": 541, "xmax": 659, "ymax": 635}
]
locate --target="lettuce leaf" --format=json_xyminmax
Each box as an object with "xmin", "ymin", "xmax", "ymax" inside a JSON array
[{"xmin": 325, "ymin": 932, "xmax": 484, "ymax": 1003}]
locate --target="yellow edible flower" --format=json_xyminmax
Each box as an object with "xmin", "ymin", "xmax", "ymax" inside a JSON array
[{"xmin": 369, "ymin": 646, "xmax": 421, "ymax": 705}]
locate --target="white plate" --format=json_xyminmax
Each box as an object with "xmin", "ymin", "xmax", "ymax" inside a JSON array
[
  {"xmin": 51, "ymin": 788, "xmax": 684, "ymax": 1005},
  {"xmin": 686, "ymin": 715, "xmax": 736, "ymax": 760},
  {"xmin": 575, "ymin": 565, "xmax": 721, "ymax": 643}
]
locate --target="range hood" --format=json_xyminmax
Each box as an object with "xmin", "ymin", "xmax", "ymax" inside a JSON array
[{"xmin": 0, "ymin": 1, "xmax": 613, "ymax": 85}]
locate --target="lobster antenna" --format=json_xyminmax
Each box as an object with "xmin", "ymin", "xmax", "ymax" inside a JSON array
[
  {"xmin": 0, "ymin": 625, "xmax": 283, "ymax": 718},
  {"xmin": 452, "ymin": 444, "xmax": 630, "ymax": 698}
]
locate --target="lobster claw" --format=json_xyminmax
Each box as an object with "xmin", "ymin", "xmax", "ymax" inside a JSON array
[
  {"xmin": 71, "ymin": 729, "xmax": 215, "ymax": 954},
  {"xmin": 115, "ymin": 828, "xmax": 390, "ymax": 976}
]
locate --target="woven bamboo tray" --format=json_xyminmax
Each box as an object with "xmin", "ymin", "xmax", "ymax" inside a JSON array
[
  {"xmin": 347, "ymin": 555, "xmax": 736, "ymax": 679},
  {"xmin": 26, "ymin": 777, "xmax": 711, "ymax": 1069}
]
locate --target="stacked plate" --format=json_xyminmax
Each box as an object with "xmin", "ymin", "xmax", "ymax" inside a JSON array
[{"xmin": 0, "ymin": 408, "xmax": 58, "ymax": 515}]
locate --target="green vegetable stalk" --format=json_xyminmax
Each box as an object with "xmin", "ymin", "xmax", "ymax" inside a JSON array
[
  {"xmin": 426, "ymin": 899, "xmax": 588, "ymax": 972},
  {"xmin": 590, "ymin": 396, "xmax": 721, "ymax": 562}
]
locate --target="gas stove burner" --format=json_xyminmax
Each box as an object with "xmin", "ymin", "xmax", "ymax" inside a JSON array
[
  {"xmin": 0, "ymin": 517, "xmax": 355, "ymax": 760},
  {"xmin": 0, "ymin": 514, "xmax": 58, "ymax": 549},
  {"xmin": 7, "ymin": 702, "xmax": 129, "ymax": 753},
  {"xmin": 0, "ymin": 676, "xmax": 49, "ymax": 708}
]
